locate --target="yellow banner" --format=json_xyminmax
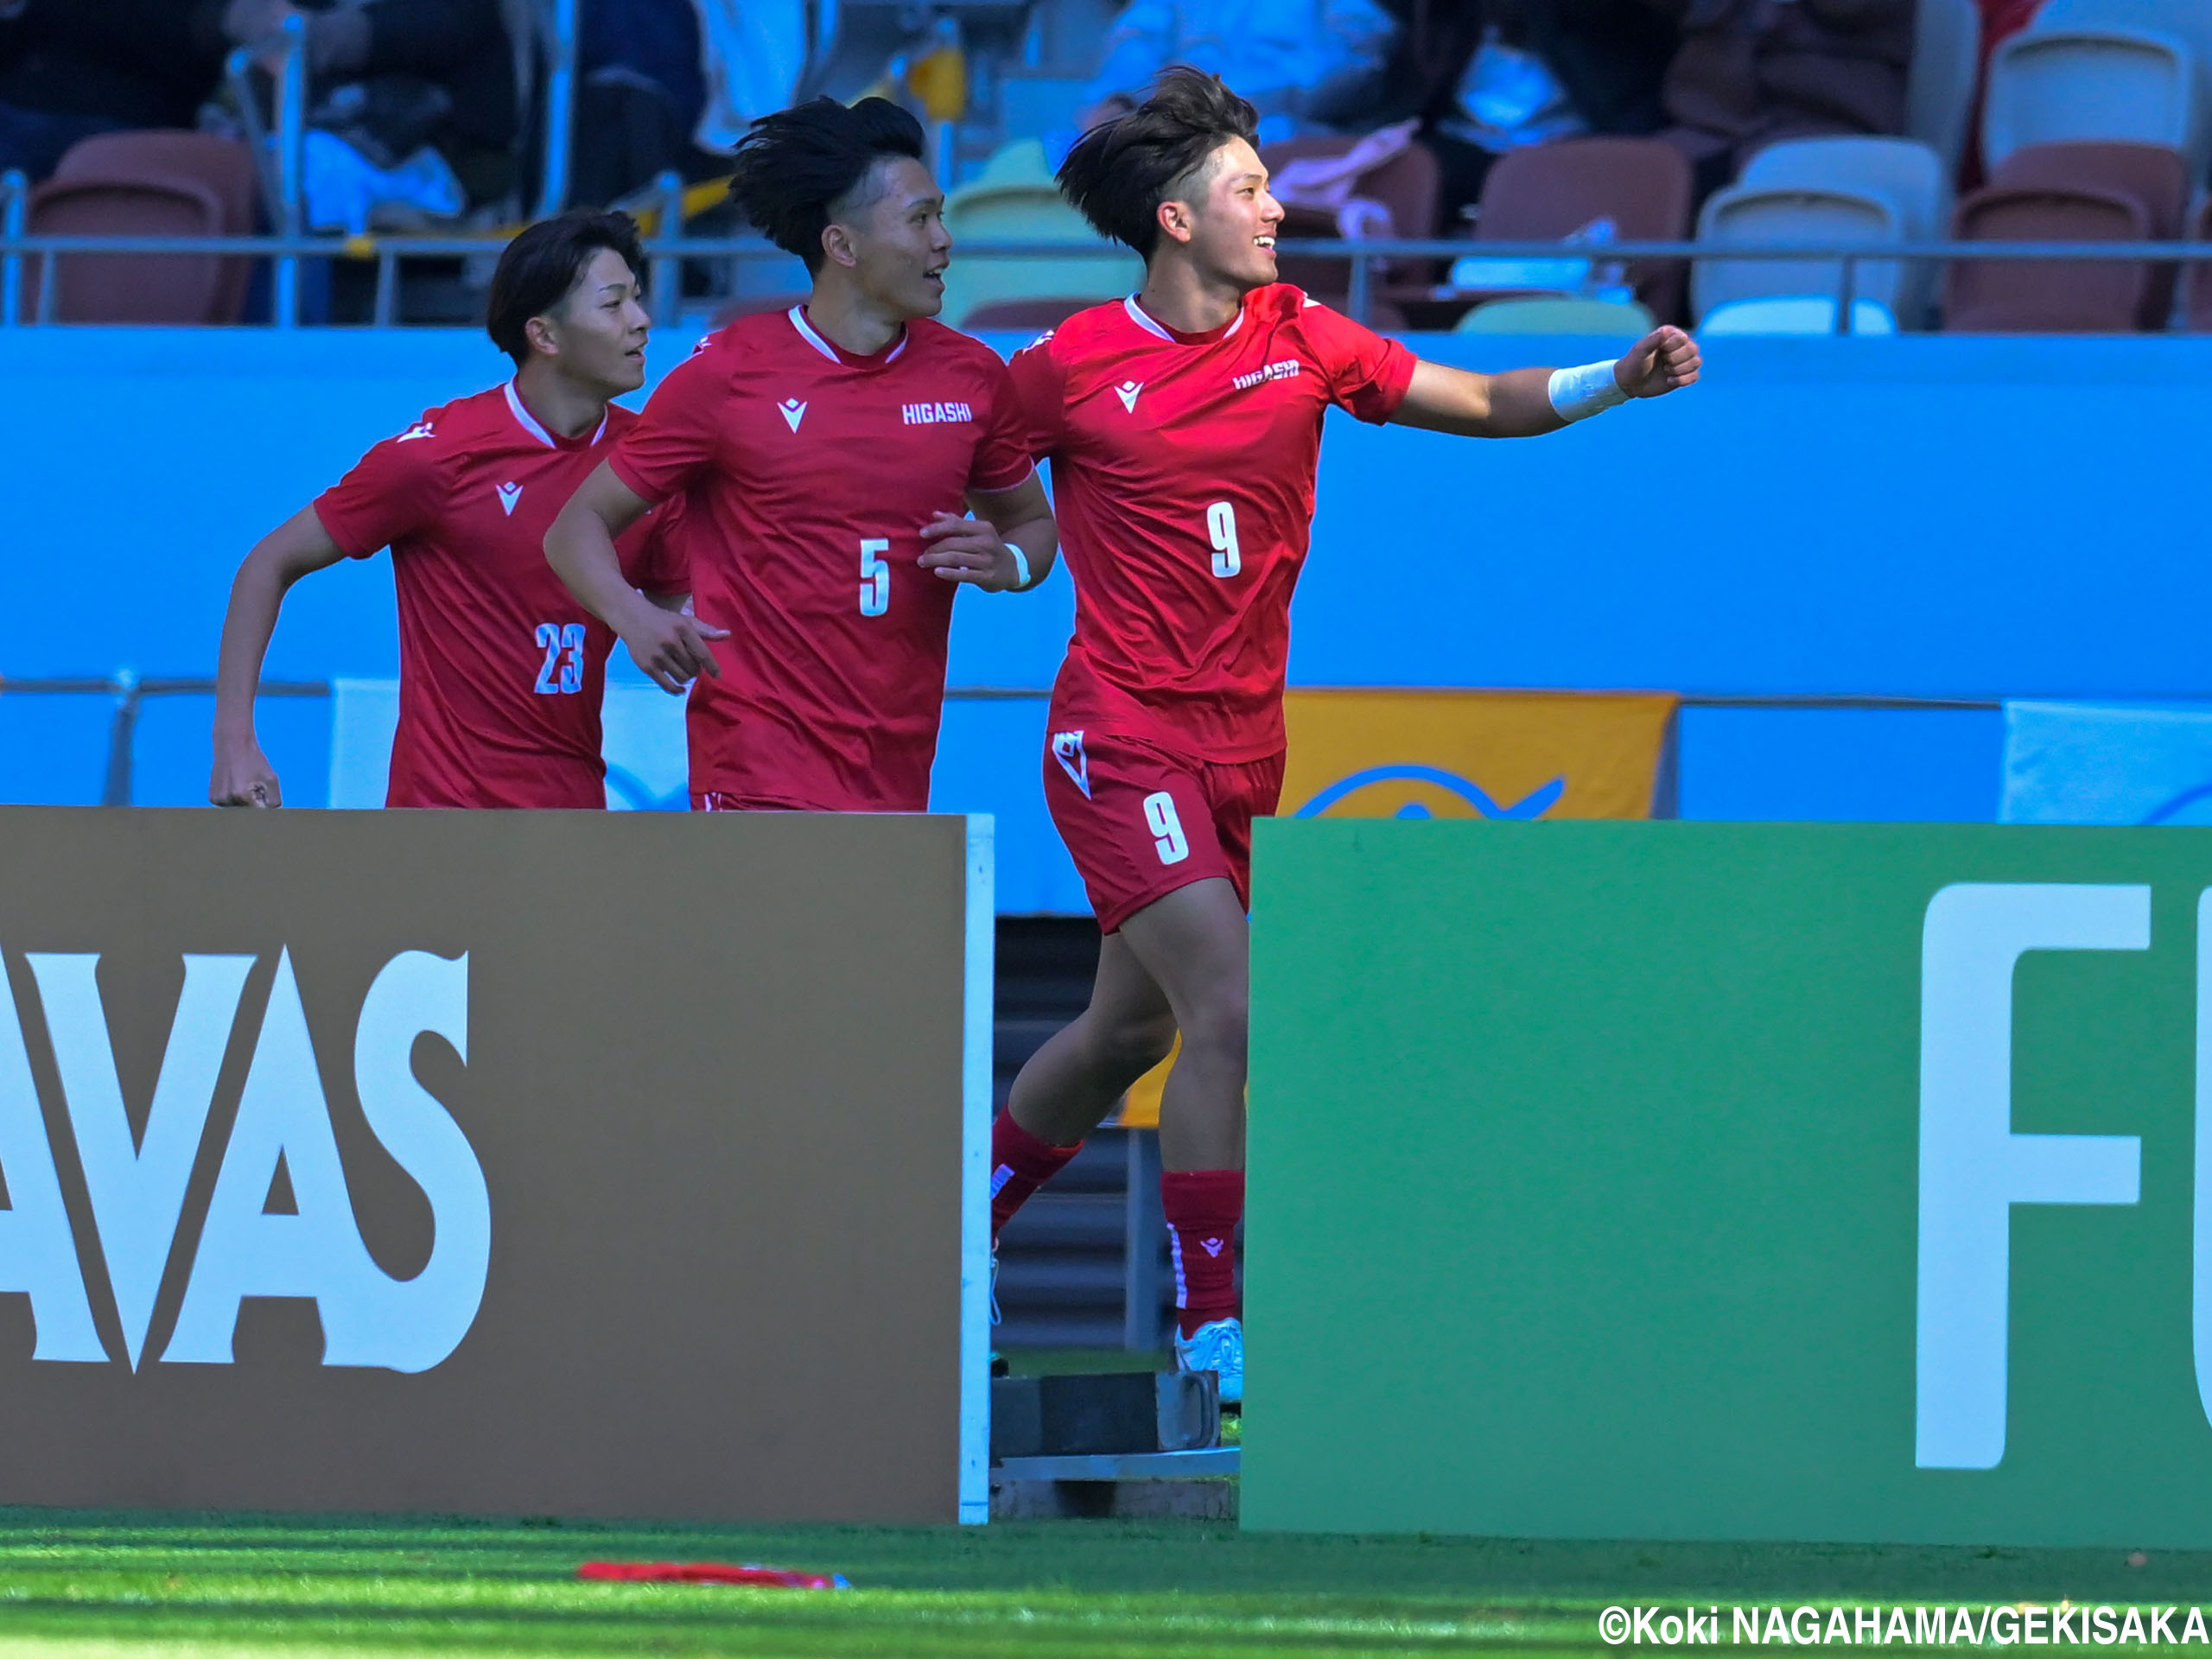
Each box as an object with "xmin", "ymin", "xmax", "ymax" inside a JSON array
[{"xmin": 1116, "ymin": 689, "xmax": 1679, "ymax": 1127}]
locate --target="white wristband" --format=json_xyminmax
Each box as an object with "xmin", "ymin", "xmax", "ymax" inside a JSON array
[
  {"xmin": 1548, "ymin": 359, "xmax": 1628, "ymax": 423},
  {"xmin": 1006, "ymin": 542, "xmax": 1034, "ymax": 591}
]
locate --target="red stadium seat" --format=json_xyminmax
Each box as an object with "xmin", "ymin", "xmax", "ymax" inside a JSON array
[
  {"xmin": 958, "ymin": 296, "xmax": 1101, "ymax": 331},
  {"xmin": 1457, "ymin": 138, "xmax": 1693, "ymax": 327},
  {"xmin": 705, "ymin": 291, "xmax": 810, "ymax": 329},
  {"xmin": 1985, "ymin": 141, "xmax": 2187, "ymax": 325},
  {"xmin": 1942, "ymin": 184, "xmax": 2151, "ymax": 331},
  {"xmin": 1259, "ymin": 133, "xmax": 1441, "ymax": 318},
  {"xmin": 24, "ymin": 130, "xmax": 258, "ymax": 323},
  {"xmin": 2184, "ymin": 197, "xmax": 2212, "ymax": 331}
]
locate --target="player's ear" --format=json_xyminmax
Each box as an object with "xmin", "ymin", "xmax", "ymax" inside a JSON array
[
  {"xmin": 524, "ymin": 312, "xmax": 562, "ymax": 359},
  {"xmin": 821, "ymin": 220, "xmax": 861, "ymax": 271},
  {"xmin": 1157, "ymin": 197, "xmax": 1195, "ymax": 248}
]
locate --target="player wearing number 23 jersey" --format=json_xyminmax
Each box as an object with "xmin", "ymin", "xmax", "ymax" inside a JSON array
[
  {"xmin": 211, "ymin": 212, "xmax": 690, "ymax": 813},
  {"xmin": 607, "ymin": 306, "xmax": 1033, "ymax": 811},
  {"xmin": 316, "ymin": 386, "xmax": 683, "ymax": 808},
  {"xmin": 1009, "ymin": 284, "xmax": 1414, "ymax": 927}
]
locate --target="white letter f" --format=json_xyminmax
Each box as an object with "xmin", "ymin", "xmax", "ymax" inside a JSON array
[{"xmin": 1916, "ymin": 882, "xmax": 2145, "ymax": 1470}]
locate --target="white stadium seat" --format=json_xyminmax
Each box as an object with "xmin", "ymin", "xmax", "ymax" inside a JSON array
[
  {"xmin": 1693, "ymin": 186, "xmax": 1907, "ymax": 327},
  {"xmin": 1740, "ymin": 137, "xmax": 1951, "ymax": 325},
  {"xmin": 1982, "ymin": 27, "xmax": 2209, "ymax": 176}
]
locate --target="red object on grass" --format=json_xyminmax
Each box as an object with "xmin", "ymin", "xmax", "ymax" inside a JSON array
[{"xmin": 577, "ymin": 1561, "xmax": 848, "ymax": 1589}]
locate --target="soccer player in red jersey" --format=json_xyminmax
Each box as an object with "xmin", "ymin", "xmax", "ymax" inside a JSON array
[
  {"xmin": 544, "ymin": 98, "xmax": 1057, "ymax": 813},
  {"xmin": 211, "ymin": 211, "xmax": 693, "ymax": 809},
  {"xmin": 987, "ymin": 69, "xmax": 1701, "ymax": 1399}
]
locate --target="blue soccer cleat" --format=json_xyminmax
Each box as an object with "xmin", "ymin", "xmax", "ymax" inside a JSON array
[{"xmin": 1174, "ymin": 1315, "xmax": 1243, "ymax": 1404}]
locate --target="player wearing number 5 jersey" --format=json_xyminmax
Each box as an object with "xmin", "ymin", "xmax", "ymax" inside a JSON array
[
  {"xmin": 546, "ymin": 97, "xmax": 1057, "ymax": 814},
  {"xmin": 210, "ymin": 212, "xmax": 688, "ymax": 810},
  {"xmin": 988, "ymin": 68, "xmax": 1702, "ymax": 1401}
]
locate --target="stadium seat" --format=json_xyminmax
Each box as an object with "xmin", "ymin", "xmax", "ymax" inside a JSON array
[
  {"xmin": 1452, "ymin": 137, "xmax": 1693, "ymax": 325},
  {"xmin": 1738, "ymin": 137, "xmax": 1950, "ymax": 323},
  {"xmin": 25, "ymin": 130, "xmax": 258, "ymax": 324},
  {"xmin": 1982, "ymin": 27, "xmax": 2209, "ymax": 177},
  {"xmin": 1698, "ymin": 296, "xmax": 1899, "ymax": 334},
  {"xmin": 1260, "ymin": 133, "xmax": 1442, "ymax": 315},
  {"xmin": 1454, "ymin": 296, "xmax": 1656, "ymax": 335},
  {"xmin": 1986, "ymin": 141, "xmax": 2188, "ymax": 324},
  {"xmin": 2184, "ymin": 197, "xmax": 2212, "ymax": 331},
  {"xmin": 2033, "ymin": 0, "xmax": 2212, "ymax": 80},
  {"xmin": 1905, "ymin": 0, "xmax": 1984, "ymax": 181},
  {"xmin": 1942, "ymin": 185, "xmax": 2151, "ymax": 330},
  {"xmin": 938, "ymin": 142, "xmax": 1143, "ymax": 329},
  {"xmin": 959, "ymin": 296, "xmax": 1102, "ymax": 330},
  {"xmin": 1692, "ymin": 186, "xmax": 1907, "ymax": 327}
]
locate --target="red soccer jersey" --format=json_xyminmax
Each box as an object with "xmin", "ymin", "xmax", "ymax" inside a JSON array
[
  {"xmin": 315, "ymin": 380, "xmax": 685, "ymax": 809},
  {"xmin": 607, "ymin": 306, "xmax": 1033, "ymax": 812},
  {"xmin": 1010, "ymin": 284, "xmax": 1415, "ymax": 762}
]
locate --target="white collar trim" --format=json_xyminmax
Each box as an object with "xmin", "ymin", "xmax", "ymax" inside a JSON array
[
  {"xmin": 788, "ymin": 304, "xmax": 909, "ymax": 365},
  {"xmin": 505, "ymin": 378, "xmax": 607, "ymax": 448},
  {"xmin": 1123, "ymin": 293, "xmax": 1245, "ymax": 343}
]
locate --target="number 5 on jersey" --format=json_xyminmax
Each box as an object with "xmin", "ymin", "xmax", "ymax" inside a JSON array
[{"xmin": 861, "ymin": 537, "xmax": 891, "ymax": 617}]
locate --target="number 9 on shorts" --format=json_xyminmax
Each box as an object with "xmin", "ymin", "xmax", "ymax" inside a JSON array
[{"xmin": 1143, "ymin": 791, "xmax": 1191, "ymax": 866}]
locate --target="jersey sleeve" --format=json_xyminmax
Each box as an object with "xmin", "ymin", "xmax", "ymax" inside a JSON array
[
  {"xmin": 623, "ymin": 491, "xmax": 691, "ymax": 596},
  {"xmin": 1005, "ymin": 331, "xmax": 1071, "ymax": 460},
  {"xmin": 1300, "ymin": 298, "xmax": 1418, "ymax": 425},
  {"xmin": 969, "ymin": 353, "xmax": 1039, "ymax": 493},
  {"xmin": 311, "ymin": 425, "xmax": 447, "ymax": 558},
  {"xmin": 607, "ymin": 346, "xmax": 729, "ymax": 505}
]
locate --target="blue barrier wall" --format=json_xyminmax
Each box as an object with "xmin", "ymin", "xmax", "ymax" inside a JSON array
[{"xmin": 2, "ymin": 327, "xmax": 2201, "ymax": 872}]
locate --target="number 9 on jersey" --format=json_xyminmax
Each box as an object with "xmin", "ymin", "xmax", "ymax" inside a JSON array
[{"xmin": 1205, "ymin": 501, "xmax": 1241, "ymax": 580}]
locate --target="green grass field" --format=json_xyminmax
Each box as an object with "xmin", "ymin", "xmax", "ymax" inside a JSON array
[{"xmin": 0, "ymin": 1508, "xmax": 2202, "ymax": 1658}]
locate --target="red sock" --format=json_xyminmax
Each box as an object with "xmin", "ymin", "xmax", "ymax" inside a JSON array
[
  {"xmin": 1162, "ymin": 1169, "xmax": 1243, "ymax": 1338},
  {"xmin": 990, "ymin": 1112, "xmax": 1081, "ymax": 1243}
]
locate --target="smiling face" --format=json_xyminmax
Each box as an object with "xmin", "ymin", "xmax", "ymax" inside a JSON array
[
  {"xmin": 530, "ymin": 246, "xmax": 651, "ymax": 396},
  {"xmin": 1158, "ymin": 137, "xmax": 1283, "ymax": 292},
  {"xmin": 823, "ymin": 155, "xmax": 952, "ymax": 321}
]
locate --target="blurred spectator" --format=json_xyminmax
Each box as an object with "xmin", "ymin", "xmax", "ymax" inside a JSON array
[
  {"xmin": 570, "ymin": 0, "xmax": 706, "ymax": 206},
  {"xmin": 1365, "ymin": 0, "xmax": 1678, "ymax": 224},
  {"xmin": 0, "ymin": 0, "xmax": 232, "ymax": 180},
  {"xmin": 226, "ymin": 0, "xmax": 519, "ymax": 206},
  {"xmin": 1651, "ymin": 0, "xmax": 1916, "ymax": 194},
  {"xmin": 1079, "ymin": 0, "xmax": 1402, "ymax": 140},
  {"xmin": 691, "ymin": 0, "xmax": 806, "ymax": 154}
]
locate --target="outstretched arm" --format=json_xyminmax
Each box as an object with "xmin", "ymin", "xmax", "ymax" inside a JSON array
[
  {"xmin": 211, "ymin": 505, "xmax": 348, "ymax": 806},
  {"xmin": 545, "ymin": 460, "xmax": 728, "ymax": 694},
  {"xmin": 1389, "ymin": 326, "xmax": 1702, "ymax": 438},
  {"xmin": 920, "ymin": 473, "xmax": 1059, "ymax": 593}
]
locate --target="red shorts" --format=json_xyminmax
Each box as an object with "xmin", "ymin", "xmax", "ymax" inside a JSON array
[{"xmin": 1043, "ymin": 726, "xmax": 1286, "ymax": 933}]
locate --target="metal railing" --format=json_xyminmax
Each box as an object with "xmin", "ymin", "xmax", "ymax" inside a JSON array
[
  {"xmin": 4, "ymin": 213, "xmax": 2211, "ymax": 329},
  {"xmin": 1, "ymin": 675, "xmax": 325, "ymax": 806},
  {"xmin": 3, "ymin": 676, "xmax": 2025, "ymax": 808}
]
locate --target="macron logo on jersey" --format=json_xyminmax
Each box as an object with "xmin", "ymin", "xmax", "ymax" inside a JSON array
[
  {"xmin": 1114, "ymin": 381, "xmax": 1143, "ymax": 413},
  {"xmin": 397, "ymin": 420, "xmax": 435, "ymax": 442},
  {"xmin": 1232, "ymin": 359, "xmax": 1303, "ymax": 391},
  {"xmin": 901, "ymin": 400, "xmax": 974, "ymax": 425},
  {"xmin": 495, "ymin": 481, "xmax": 523, "ymax": 516},
  {"xmin": 779, "ymin": 397, "xmax": 808, "ymax": 432}
]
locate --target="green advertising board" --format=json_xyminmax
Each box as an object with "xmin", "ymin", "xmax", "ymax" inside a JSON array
[{"xmin": 1246, "ymin": 822, "xmax": 2212, "ymax": 1547}]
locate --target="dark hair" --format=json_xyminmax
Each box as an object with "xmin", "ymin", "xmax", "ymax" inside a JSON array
[
  {"xmin": 1057, "ymin": 67, "xmax": 1260, "ymax": 258},
  {"xmin": 486, "ymin": 210, "xmax": 645, "ymax": 365},
  {"xmin": 728, "ymin": 96, "xmax": 929, "ymax": 273}
]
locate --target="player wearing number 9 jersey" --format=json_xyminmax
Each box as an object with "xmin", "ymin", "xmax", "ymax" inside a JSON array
[
  {"xmin": 546, "ymin": 96, "xmax": 1057, "ymax": 813},
  {"xmin": 986, "ymin": 69, "xmax": 1702, "ymax": 1402},
  {"xmin": 211, "ymin": 211, "xmax": 688, "ymax": 810}
]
